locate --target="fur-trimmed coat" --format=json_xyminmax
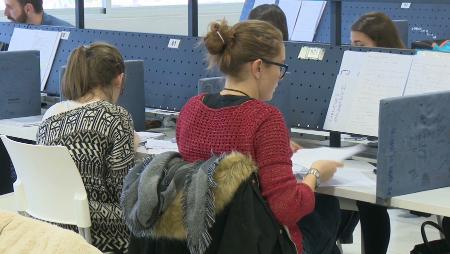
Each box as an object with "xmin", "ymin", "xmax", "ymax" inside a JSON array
[{"xmin": 126, "ymin": 152, "xmax": 297, "ymax": 254}]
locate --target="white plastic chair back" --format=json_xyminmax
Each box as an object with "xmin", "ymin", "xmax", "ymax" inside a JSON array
[
  {"xmin": 0, "ymin": 192, "xmax": 17, "ymax": 212},
  {"xmin": 0, "ymin": 135, "xmax": 91, "ymax": 242}
]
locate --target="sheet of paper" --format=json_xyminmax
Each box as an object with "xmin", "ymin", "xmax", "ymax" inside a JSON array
[
  {"xmin": 278, "ymin": 0, "xmax": 302, "ymax": 38},
  {"xmin": 253, "ymin": 0, "xmax": 276, "ymax": 8},
  {"xmin": 324, "ymin": 51, "xmax": 364, "ymax": 132},
  {"xmin": 0, "ymin": 115, "xmax": 43, "ymax": 127},
  {"xmin": 144, "ymin": 138, "xmax": 178, "ymax": 154},
  {"xmin": 324, "ymin": 51, "xmax": 413, "ymax": 137},
  {"xmin": 290, "ymin": 1, "xmax": 326, "ymax": 41},
  {"xmin": 403, "ymin": 51, "xmax": 450, "ymax": 96},
  {"xmin": 291, "ymin": 144, "xmax": 366, "ymax": 172},
  {"xmin": 8, "ymin": 28, "xmax": 61, "ymax": 91},
  {"xmin": 136, "ymin": 131, "xmax": 165, "ymax": 143},
  {"xmin": 294, "ymin": 159, "xmax": 375, "ymax": 187},
  {"xmin": 321, "ymin": 160, "xmax": 376, "ymax": 187}
]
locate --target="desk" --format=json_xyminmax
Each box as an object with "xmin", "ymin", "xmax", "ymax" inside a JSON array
[
  {"xmin": 2, "ymin": 118, "xmax": 450, "ymax": 217},
  {"xmin": 319, "ymin": 182, "xmax": 450, "ymax": 217},
  {"xmin": 0, "ymin": 115, "xmax": 42, "ymax": 141}
]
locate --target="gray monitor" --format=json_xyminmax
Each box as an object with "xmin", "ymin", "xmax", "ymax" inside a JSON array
[
  {"xmin": 393, "ymin": 20, "xmax": 409, "ymax": 48},
  {"xmin": 59, "ymin": 60, "xmax": 145, "ymax": 131},
  {"xmin": 0, "ymin": 50, "xmax": 41, "ymax": 119},
  {"xmin": 198, "ymin": 76, "xmax": 225, "ymax": 95}
]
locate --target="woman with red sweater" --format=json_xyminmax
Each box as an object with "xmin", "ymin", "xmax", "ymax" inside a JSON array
[{"xmin": 176, "ymin": 19, "xmax": 342, "ymax": 253}]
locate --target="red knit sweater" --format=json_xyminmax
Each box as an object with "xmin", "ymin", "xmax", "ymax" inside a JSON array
[{"xmin": 176, "ymin": 95, "xmax": 315, "ymax": 252}]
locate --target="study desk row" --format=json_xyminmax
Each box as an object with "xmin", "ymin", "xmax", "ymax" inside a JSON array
[{"xmin": 1, "ymin": 115, "xmax": 450, "ymax": 218}]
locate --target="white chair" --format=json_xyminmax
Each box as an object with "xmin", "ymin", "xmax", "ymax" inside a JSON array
[
  {"xmin": 0, "ymin": 192, "xmax": 17, "ymax": 212},
  {"xmin": 0, "ymin": 135, "xmax": 92, "ymax": 243}
]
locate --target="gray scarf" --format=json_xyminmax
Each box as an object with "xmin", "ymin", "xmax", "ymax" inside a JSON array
[{"xmin": 121, "ymin": 151, "xmax": 224, "ymax": 254}]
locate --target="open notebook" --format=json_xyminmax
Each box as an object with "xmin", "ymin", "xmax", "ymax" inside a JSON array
[{"xmin": 324, "ymin": 50, "xmax": 450, "ymax": 137}]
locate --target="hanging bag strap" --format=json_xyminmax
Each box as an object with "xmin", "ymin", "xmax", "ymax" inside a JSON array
[{"xmin": 421, "ymin": 221, "xmax": 446, "ymax": 251}]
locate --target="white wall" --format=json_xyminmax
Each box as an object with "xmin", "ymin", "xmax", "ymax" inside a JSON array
[{"xmin": 0, "ymin": 3, "xmax": 244, "ymax": 36}]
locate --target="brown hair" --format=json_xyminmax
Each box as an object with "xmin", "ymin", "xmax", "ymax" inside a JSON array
[
  {"xmin": 203, "ymin": 19, "xmax": 283, "ymax": 78},
  {"xmin": 62, "ymin": 42, "xmax": 125, "ymax": 101},
  {"xmin": 18, "ymin": 0, "xmax": 43, "ymax": 13},
  {"xmin": 248, "ymin": 4, "xmax": 289, "ymax": 41},
  {"xmin": 351, "ymin": 12, "xmax": 405, "ymax": 48}
]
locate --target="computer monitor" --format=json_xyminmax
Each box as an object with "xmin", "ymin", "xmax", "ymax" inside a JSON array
[
  {"xmin": 0, "ymin": 50, "xmax": 41, "ymax": 119},
  {"xmin": 59, "ymin": 60, "xmax": 145, "ymax": 131},
  {"xmin": 393, "ymin": 20, "xmax": 409, "ymax": 48},
  {"xmin": 197, "ymin": 76, "xmax": 225, "ymax": 95}
]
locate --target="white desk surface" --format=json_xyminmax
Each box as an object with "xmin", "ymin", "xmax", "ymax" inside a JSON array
[
  {"xmin": 319, "ymin": 182, "xmax": 450, "ymax": 217},
  {"xmin": 2, "ymin": 117, "xmax": 450, "ymax": 217},
  {"xmin": 0, "ymin": 115, "xmax": 42, "ymax": 141}
]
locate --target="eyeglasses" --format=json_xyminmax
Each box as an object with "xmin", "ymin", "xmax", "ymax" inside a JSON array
[{"xmin": 261, "ymin": 58, "xmax": 289, "ymax": 80}]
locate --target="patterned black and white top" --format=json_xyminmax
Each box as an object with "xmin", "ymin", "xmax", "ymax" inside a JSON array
[{"xmin": 37, "ymin": 100, "xmax": 135, "ymax": 253}]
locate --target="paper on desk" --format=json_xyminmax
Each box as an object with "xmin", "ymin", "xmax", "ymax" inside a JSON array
[
  {"xmin": 321, "ymin": 160, "xmax": 376, "ymax": 187},
  {"xmin": 0, "ymin": 115, "xmax": 42, "ymax": 127},
  {"xmin": 8, "ymin": 28, "xmax": 61, "ymax": 91},
  {"xmin": 145, "ymin": 139, "xmax": 178, "ymax": 154},
  {"xmin": 136, "ymin": 131, "xmax": 165, "ymax": 142},
  {"xmin": 291, "ymin": 144, "xmax": 366, "ymax": 172}
]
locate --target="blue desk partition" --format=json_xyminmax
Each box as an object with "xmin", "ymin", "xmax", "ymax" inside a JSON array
[
  {"xmin": 0, "ymin": 22, "xmax": 220, "ymax": 111},
  {"xmin": 0, "ymin": 50, "xmax": 41, "ymax": 119},
  {"xmin": 0, "ymin": 22, "xmax": 414, "ymax": 130},
  {"xmin": 377, "ymin": 91, "xmax": 450, "ymax": 198}
]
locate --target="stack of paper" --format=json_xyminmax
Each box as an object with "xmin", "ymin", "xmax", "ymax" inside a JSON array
[
  {"xmin": 292, "ymin": 145, "xmax": 374, "ymax": 187},
  {"xmin": 322, "ymin": 160, "xmax": 376, "ymax": 187},
  {"xmin": 8, "ymin": 28, "xmax": 62, "ymax": 91},
  {"xmin": 292, "ymin": 144, "xmax": 366, "ymax": 171}
]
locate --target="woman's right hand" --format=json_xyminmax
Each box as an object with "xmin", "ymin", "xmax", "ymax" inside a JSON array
[{"xmin": 310, "ymin": 160, "xmax": 343, "ymax": 182}]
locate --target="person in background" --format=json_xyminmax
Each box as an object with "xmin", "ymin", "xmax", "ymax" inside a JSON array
[
  {"xmin": 342, "ymin": 12, "xmax": 406, "ymax": 254},
  {"xmin": 248, "ymin": 3, "xmax": 302, "ymax": 153},
  {"xmin": 4, "ymin": 0, "xmax": 73, "ymax": 27},
  {"xmin": 176, "ymin": 19, "xmax": 342, "ymax": 254},
  {"xmin": 37, "ymin": 43, "xmax": 134, "ymax": 253},
  {"xmin": 351, "ymin": 12, "xmax": 405, "ymax": 48},
  {"xmin": 248, "ymin": 4, "xmax": 289, "ymax": 41}
]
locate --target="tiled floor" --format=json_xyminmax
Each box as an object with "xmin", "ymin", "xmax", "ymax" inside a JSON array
[{"xmin": 341, "ymin": 209, "xmax": 442, "ymax": 254}]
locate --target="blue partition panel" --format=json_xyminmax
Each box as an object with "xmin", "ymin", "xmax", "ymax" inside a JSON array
[
  {"xmin": 0, "ymin": 22, "xmax": 220, "ymax": 111},
  {"xmin": 0, "ymin": 50, "xmax": 41, "ymax": 119},
  {"xmin": 377, "ymin": 91, "xmax": 450, "ymax": 198}
]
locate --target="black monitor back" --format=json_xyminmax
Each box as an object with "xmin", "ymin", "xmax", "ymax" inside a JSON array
[{"xmin": 59, "ymin": 60, "xmax": 145, "ymax": 131}]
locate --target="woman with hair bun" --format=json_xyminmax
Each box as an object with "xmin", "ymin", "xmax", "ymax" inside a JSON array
[{"xmin": 176, "ymin": 19, "xmax": 342, "ymax": 253}]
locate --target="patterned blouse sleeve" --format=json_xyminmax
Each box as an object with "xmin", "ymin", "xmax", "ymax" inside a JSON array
[{"xmin": 105, "ymin": 108, "xmax": 135, "ymax": 202}]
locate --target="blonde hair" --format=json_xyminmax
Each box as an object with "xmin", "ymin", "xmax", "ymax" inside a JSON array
[
  {"xmin": 62, "ymin": 42, "xmax": 125, "ymax": 101},
  {"xmin": 203, "ymin": 19, "xmax": 283, "ymax": 78}
]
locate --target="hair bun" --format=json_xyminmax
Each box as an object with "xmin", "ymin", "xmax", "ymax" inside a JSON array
[{"xmin": 204, "ymin": 20, "xmax": 233, "ymax": 55}]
